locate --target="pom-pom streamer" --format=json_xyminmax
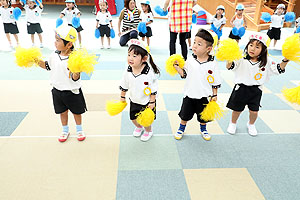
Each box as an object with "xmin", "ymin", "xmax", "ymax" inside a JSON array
[
  {"xmin": 154, "ymin": 5, "xmax": 168, "ymax": 16},
  {"xmin": 200, "ymin": 101, "xmax": 226, "ymax": 121},
  {"xmin": 56, "ymin": 18, "xmax": 63, "ymax": 28},
  {"xmin": 216, "ymin": 39, "xmax": 243, "ymax": 62},
  {"xmin": 282, "ymin": 85, "xmax": 300, "ymax": 105},
  {"xmin": 15, "ymin": 47, "xmax": 42, "ymax": 68},
  {"xmin": 232, "ymin": 27, "xmax": 238, "ymax": 36},
  {"xmin": 137, "ymin": 22, "xmax": 147, "ymax": 34},
  {"xmin": 72, "ymin": 17, "xmax": 80, "ymax": 28},
  {"xmin": 13, "ymin": 7, "xmax": 22, "ymax": 21},
  {"xmin": 106, "ymin": 100, "xmax": 128, "ymax": 116},
  {"xmin": 261, "ymin": 12, "xmax": 271, "ymax": 22},
  {"xmin": 165, "ymin": 54, "xmax": 185, "ymax": 76},
  {"xmin": 192, "ymin": 13, "xmax": 197, "ymax": 24},
  {"xmin": 284, "ymin": 12, "xmax": 295, "ymax": 22},
  {"xmin": 238, "ymin": 27, "xmax": 245, "ymax": 37},
  {"xmin": 282, "ymin": 33, "xmax": 300, "ymax": 64},
  {"xmin": 296, "ymin": 27, "xmax": 300, "ymax": 34},
  {"xmin": 68, "ymin": 48, "xmax": 97, "ymax": 74},
  {"xmin": 110, "ymin": 29, "xmax": 115, "ymax": 38},
  {"xmin": 136, "ymin": 107, "xmax": 155, "ymax": 127},
  {"xmin": 95, "ymin": 29, "xmax": 100, "ymax": 38}
]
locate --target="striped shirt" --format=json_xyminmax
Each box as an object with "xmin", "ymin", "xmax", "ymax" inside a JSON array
[
  {"xmin": 169, "ymin": 0, "xmax": 195, "ymax": 33},
  {"xmin": 119, "ymin": 8, "xmax": 141, "ymax": 32}
]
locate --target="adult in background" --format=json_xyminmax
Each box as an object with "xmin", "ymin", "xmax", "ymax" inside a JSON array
[
  {"xmin": 118, "ymin": 0, "xmax": 141, "ymax": 46},
  {"xmin": 163, "ymin": 0, "xmax": 197, "ymax": 60}
]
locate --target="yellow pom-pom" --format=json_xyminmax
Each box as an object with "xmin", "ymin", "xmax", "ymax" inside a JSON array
[
  {"xmin": 282, "ymin": 33, "xmax": 300, "ymax": 64},
  {"xmin": 165, "ymin": 54, "xmax": 185, "ymax": 76},
  {"xmin": 282, "ymin": 85, "xmax": 300, "ymax": 105},
  {"xmin": 68, "ymin": 48, "xmax": 98, "ymax": 74},
  {"xmin": 200, "ymin": 101, "xmax": 226, "ymax": 121},
  {"xmin": 216, "ymin": 39, "xmax": 243, "ymax": 62},
  {"xmin": 15, "ymin": 47, "xmax": 42, "ymax": 67},
  {"xmin": 136, "ymin": 107, "xmax": 155, "ymax": 127},
  {"xmin": 106, "ymin": 100, "xmax": 127, "ymax": 116}
]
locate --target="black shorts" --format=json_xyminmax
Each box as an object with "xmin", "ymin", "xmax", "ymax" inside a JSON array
[
  {"xmin": 267, "ymin": 27, "xmax": 281, "ymax": 40},
  {"xmin": 130, "ymin": 101, "xmax": 156, "ymax": 121},
  {"xmin": 185, "ymin": 30, "xmax": 191, "ymax": 39},
  {"xmin": 3, "ymin": 23, "xmax": 19, "ymax": 34},
  {"xmin": 229, "ymin": 30, "xmax": 241, "ymax": 40},
  {"xmin": 99, "ymin": 24, "xmax": 110, "ymax": 37},
  {"xmin": 27, "ymin": 22, "xmax": 43, "ymax": 34},
  {"xmin": 226, "ymin": 84, "xmax": 262, "ymax": 112},
  {"xmin": 52, "ymin": 87, "xmax": 87, "ymax": 114},
  {"xmin": 178, "ymin": 96, "xmax": 210, "ymax": 123},
  {"xmin": 68, "ymin": 24, "xmax": 84, "ymax": 32},
  {"xmin": 138, "ymin": 26, "xmax": 152, "ymax": 37}
]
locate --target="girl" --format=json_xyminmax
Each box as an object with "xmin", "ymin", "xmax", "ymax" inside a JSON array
[
  {"xmin": 139, "ymin": 1, "xmax": 153, "ymax": 46},
  {"xmin": 96, "ymin": 0, "xmax": 113, "ymax": 49},
  {"xmin": 226, "ymin": 33, "xmax": 289, "ymax": 136},
  {"xmin": 119, "ymin": 39, "xmax": 159, "ymax": 142},
  {"xmin": 0, "ymin": 0, "xmax": 19, "ymax": 50},
  {"xmin": 210, "ymin": 5, "xmax": 226, "ymax": 40},
  {"xmin": 20, "ymin": 0, "xmax": 44, "ymax": 48},
  {"xmin": 267, "ymin": 4, "xmax": 285, "ymax": 48},
  {"xmin": 229, "ymin": 4, "xmax": 247, "ymax": 42},
  {"xmin": 59, "ymin": 0, "xmax": 83, "ymax": 46}
]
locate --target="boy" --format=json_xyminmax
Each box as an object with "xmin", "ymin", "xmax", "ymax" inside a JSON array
[{"xmin": 173, "ymin": 29, "xmax": 222, "ymax": 141}]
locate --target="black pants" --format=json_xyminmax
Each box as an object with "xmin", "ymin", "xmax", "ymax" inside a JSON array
[
  {"xmin": 119, "ymin": 30, "xmax": 138, "ymax": 46},
  {"xmin": 170, "ymin": 31, "xmax": 188, "ymax": 60}
]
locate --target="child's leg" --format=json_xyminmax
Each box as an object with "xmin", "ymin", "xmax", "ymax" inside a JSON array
[
  {"xmin": 5, "ymin": 34, "xmax": 12, "ymax": 46},
  {"xmin": 78, "ymin": 32, "xmax": 82, "ymax": 45},
  {"xmin": 73, "ymin": 113, "xmax": 82, "ymax": 125},
  {"xmin": 107, "ymin": 36, "xmax": 110, "ymax": 46},
  {"xmin": 141, "ymin": 36, "xmax": 145, "ymax": 41},
  {"xmin": 60, "ymin": 110, "xmax": 68, "ymax": 126},
  {"xmin": 73, "ymin": 113, "xmax": 85, "ymax": 141},
  {"xmin": 174, "ymin": 120, "xmax": 187, "ymax": 140},
  {"xmin": 13, "ymin": 34, "xmax": 19, "ymax": 45},
  {"xmin": 31, "ymin": 34, "xmax": 35, "ymax": 45},
  {"xmin": 58, "ymin": 110, "xmax": 69, "ymax": 142},
  {"xmin": 132, "ymin": 119, "xmax": 143, "ymax": 137},
  {"xmin": 101, "ymin": 37, "xmax": 104, "ymax": 46},
  {"xmin": 132, "ymin": 119, "xmax": 142, "ymax": 128},
  {"xmin": 38, "ymin": 33, "xmax": 43, "ymax": 44},
  {"xmin": 231, "ymin": 111, "xmax": 242, "ymax": 123},
  {"xmin": 249, "ymin": 110, "xmax": 258, "ymax": 125},
  {"xmin": 146, "ymin": 37, "xmax": 150, "ymax": 46},
  {"xmin": 200, "ymin": 122, "xmax": 211, "ymax": 141},
  {"xmin": 273, "ymin": 39, "xmax": 278, "ymax": 47},
  {"xmin": 188, "ymin": 38, "xmax": 191, "ymax": 47}
]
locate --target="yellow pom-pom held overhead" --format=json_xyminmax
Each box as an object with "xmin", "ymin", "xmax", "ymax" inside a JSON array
[
  {"xmin": 200, "ymin": 101, "xmax": 226, "ymax": 121},
  {"xmin": 282, "ymin": 85, "xmax": 300, "ymax": 105},
  {"xmin": 68, "ymin": 48, "xmax": 97, "ymax": 74},
  {"xmin": 106, "ymin": 100, "xmax": 128, "ymax": 116},
  {"xmin": 282, "ymin": 33, "xmax": 300, "ymax": 64},
  {"xmin": 15, "ymin": 47, "xmax": 42, "ymax": 67},
  {"xmin": 215, "ymin": 39, "xmax": 243, "ymax": 62},
  {"xmin": 136, "ymin": 107, "xmax": 155, "ymax": 127},
  {"xmin": 165, "ymin": 54, "xmax": 185, "ymax": 76}
]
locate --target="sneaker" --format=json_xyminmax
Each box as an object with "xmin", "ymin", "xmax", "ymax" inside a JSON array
[
  {"xmin": 247, "ymin": 122, "xmax": 258, "ymax": 136},
  {"xmin": 100, "ymin": 45, "xmax": 104, "ymax": 49},
  {"xmin": 201, "ymin": 130, "xmax": 211, "ymax": 141},
  {"xmin": 140, "ymin": 131, "xmax": 153, "ymax": 142},
  {"xmin": 174, "ymin": 129, "xmax": 184, "ymax": 140},
  {"xmin": 227, "ymin": 122, "xmax": 237, "ymax": 135},
  {"xmin": 133, "ymin": 127, "xmax": 144, "ymax": 137},
  {"xmin": 40, "ymin": 43, "xmax": 43, "ymax": 48},
  {"xmin": 77, "ymin": 131, "xmax": 86, "ymax": 141},
  {"xmin": 107, "ymin": 45, "xmax": 111, "ymax": 49},
  {"xmin": 58, "ymin": 132, "xmax": 70, "ymax": 142}
]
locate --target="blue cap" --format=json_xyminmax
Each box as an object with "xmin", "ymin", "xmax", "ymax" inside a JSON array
[
  {"xmin": 65, "ymin": 0, "xmax": 75, "ymax": 3},
  {"xmin": 236, "ymin": 4, "xmax": 244, "ymax": 10},
  {"xmin": 141, "ymin": 1, "xmax": 150, "ymax": 5}
]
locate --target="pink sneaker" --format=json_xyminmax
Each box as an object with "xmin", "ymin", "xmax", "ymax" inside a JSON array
[
  {"xmin": 133, "ymin": 127, "xmax": 144, "ymax": 137},
  {"xmin": 140, "ymin": 131, "xmax": 153, "ymax": 142}
]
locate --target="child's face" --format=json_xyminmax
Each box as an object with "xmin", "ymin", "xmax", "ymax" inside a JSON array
[
  {"xmin": 127, "ymin": 50, "xmax": 147, "ymax": 68},
  {"xmin": 100, "ymin": 2, "xmax": 107, "ymax": 11},
  {"xmin": 236, "ymin": 9, "xmax": 243, "ymax": 15},
  {"xmin": 277, "ymin": 8, "xmax": 284, "ymax": 15},
  {"xmin": 216, "ymin": 9, "xmax": 224, "ymax": 16},
  {"xmin": 55, "ymin": 34, "xmax": 69, "ymax": 51},
  {"xmin": 141, "ymin": 4, "xmax": 148, "ymax": 13},
  {"xmin": 66, "ymin": 2, "xmax": 74, "ymax": 9},
  {"xmin": 192, "ymin": 36, "xmax": 212, "ymax": 57},
  {"xmin": 1, "ymin": 0, "xmax": 8, "ymax": 7},
  {"xmin": 128, "ymin": 0, "xmax": 136, "ymax": 10},
  {"xmin": 247, "ymin": 40, "xmax": 263, "ymax": 59},
  {"xmin": 28, "ymin": 1, "xmax": 35, "ymax": 8}
]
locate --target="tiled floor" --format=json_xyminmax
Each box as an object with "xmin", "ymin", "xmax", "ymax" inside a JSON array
[{"xmin": 0, "ymin": 5, "xmax": 300, "ymax": 200}]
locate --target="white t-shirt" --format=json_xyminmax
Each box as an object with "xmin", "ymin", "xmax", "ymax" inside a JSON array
[
  {"xmin": 230, "ymin": 58, "xmax": 284, "ymax": 88},
  {"xmin": 24, "ymin": 5, "xmax": 43, "ymax": 23},
  {"xmin": 61, "ymin": 7, "xmax": 81, "ymax": 24},
  {"xmin": 139, "ymin": 12, "xmax": 153, "ymax": 27},
  {"xmin": 182, "ymin": 56, "xmax": 222, "ymax": 99},
  {"xmin": 232, "ymin": 15, "xmax": 244, "ymax": 29},
  {"xmin": 96, "ymin": 11, "xmax": 112, "ymax": 25},
  {"xmin": 120, "ymin": 63, "xmax": 158, "ymax": 105},
  {"xmin": 295, "ymin": 17, "xmax": 300, "ymax": 28},
  {"xmin": 48, "ymin": 51, "xmax": 81, "ymax": 91},
  {"xmin": 211, "ymin": 16, "xmax": 226, "ymax": 29},
  {"xmin": 270, "ymin": 14, "xmax": 284, "ymax": 28},
  {"xmin": 0, "ymin": 6, "xmax": 16, "ymax": 23}
]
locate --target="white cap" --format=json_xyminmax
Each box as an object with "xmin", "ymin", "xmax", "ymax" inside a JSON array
[
  {"xmin": 277, "ymin": 4, "xmax": 285, "ymax": 9},
  {"xmin": 249, "ymin": 33, "xmax": 270, "ymax": 47},
  {"xmin": 236, "ymin": 4, "xmax": 244, "ymax": 10},
  {"xmin": 128, "ymin": 39, "xmax": 150, "ymax": 53},
  {"xmin": 141, "ymin": 0, "xmax": 150, "ymax": 5},
  {"xmin": 216, "ymin": 5, "xmax": 225, "ymax": 11}
]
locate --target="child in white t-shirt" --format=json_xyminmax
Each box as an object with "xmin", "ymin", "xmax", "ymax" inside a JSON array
[{"xmin": 139, "ymin": 1, "xmax": 153, "ymax": 46}]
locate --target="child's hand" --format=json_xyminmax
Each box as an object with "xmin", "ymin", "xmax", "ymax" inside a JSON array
[
  {"xmin": 118, "ymin": 32, "xmax": 121, "ymax": 37},
  {"xmin": 210, "ymin": 95, "xmax": 217, "ymax": 102},
  {"xmin": 148, "ymin": 103, "xmax": 155, "ymax": 110},
  {"xmin": 120, "ymin": 97, "xmax": 126, "ymax": 102}
]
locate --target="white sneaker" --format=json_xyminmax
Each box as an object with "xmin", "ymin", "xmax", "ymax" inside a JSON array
[
  {"xmin": 133, "ymin": 127, "xmax": 144, "ymax": 137},
  {"xmin": 174, "ymin": 130, "xmax": 184, "ymax": 140},
  {"xmin": 227, "ymin": 122, "xmax": 237, "ymax": 135},
  {"xmin": 247, "ymin": 122, "xmax": 258, "ymax": 136},
  {"xmin": 40, "ymin": 43, "xmax": 43, "ymax": 48},
  {"xmin": 201, "ymin": 130, "xmax": 211, "ymax": 141},
  {"xmin": 107, "ymin": 45, "xmax": 111, "ymax": 49},
  {"xmin": 100, "ymin": 45, "xmax": 104, "ymax": 49},
  {"xmin": 140, "ymin": 131, "xmax": 153, "ymax": 142}
]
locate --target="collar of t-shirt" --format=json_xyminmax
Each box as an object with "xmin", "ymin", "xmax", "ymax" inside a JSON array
[
  {"xmin": 127, "ymin": 62, "xmax": 150, "ymax": 77},
  {"xmin": 192, "ymin": 54, "xmax": 214, "ymax": 64},
  {"xmin": 55, "ymin": 50, "xmax": 69, "ymax": 60}
]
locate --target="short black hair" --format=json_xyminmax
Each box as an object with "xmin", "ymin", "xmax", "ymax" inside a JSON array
[
  {"xmin": 244, "ymin": 39, "xmax": 268, "ymax": 68},
  {"xmin": 62, "ymin": 38, "xmax": 74, "ymax": 50},
  {"xmin": 195, "ymin": 29, "xmax": 214, "ymax": 47}
]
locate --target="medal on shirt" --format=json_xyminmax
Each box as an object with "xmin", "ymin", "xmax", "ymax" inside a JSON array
[
  {"xmin": 254, "ymin": 67, "xmax": 265, "ymax": 81},
  {"xmin": 143, "ymin": 82, "xmax": 151, "ymax": 96},
  {"xmin": 207, "ymin": 70, "xmax": 214, "ymax": 84}
]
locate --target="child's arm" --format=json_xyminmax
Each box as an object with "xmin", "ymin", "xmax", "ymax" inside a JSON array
[
  {"xmin": 219, "ymin": 24, "xmax": 225, "ymax": 30},
  {"xmin": 226, "ymin": 61, "xmax": 233, "ymax": 69},
  {"xmin": 110, "ymin": 21, "xmax": 113, "ymax": 29},
  {"xmin": 146, "ymin": 20, "xmax": 153, "ymax": 26},
  {"xmin": 71, "ymin": 72, "xmax": 80, "ymax": 81},
  {"xmin": 77, "ymin": 12, "xmax": 81, "ymax": 18},
  {"xmin": 230, "ymin": 15, "xmax": 236, "ymax": 27},
  {"xmin": 96, "ymin": 20, "xmax": 99, "ymax": 28},
  {"xmin": 211, "ymin": 88, "xmax": 218, "ymax": 101},
  {"xmin": 279, "ymin": 58, "xmax": 289, "ymax": 70},
  {"xmin": 59, "ymin": 13, "xmax": 64, "ymax": 18},
  {"xmin": 163, "ymin": 0, "xmax": 171, "ymax": 11},
  {"xmin": 148, "ymin": 94, "xmax": 156, "ymax": 109},
  {"xmin": 36, "ymin": 59, "xmax": 47, "ymax": 69},
  {"xmin": 120, "ymin": 91, "xmax": 126, "ymax": 102},
  {"xmin": 243, "ymin": 15, "xmax": 247, "ymax": 28},
  {"xmin": 37, "ymin": 0, "xmax": 43, "ymax": 9},
  {"xmin": 173, "ymin": 62, "xmax": 186, "ymax": 78}
]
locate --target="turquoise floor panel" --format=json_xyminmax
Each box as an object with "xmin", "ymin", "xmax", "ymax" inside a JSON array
[{"xmin": 0, "ymin": 112, "xmax": 28, "ymax": 136}]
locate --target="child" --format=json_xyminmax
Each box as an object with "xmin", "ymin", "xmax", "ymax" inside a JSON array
[
  {"xmin": 210, "ymin": 5, "xmax": 226, "ymax": 40},
  {"xmin": 229, "ymin": 4, "xmax": 247, "ymax": 42},
  {"xmin": 36, "ymin": 25, "xmax": 87, "ymax": 142},
  {"xmin": 226, "ymin": 33, "xmax": 289, "ymax": 136},
  {"xmin": 96, "ymin": 0, "xmax": 113, "ymax": 49},
  {"xmin": 139, "ymin": 1, "xmax": 153, "ymax": 46},
  {"xmin": 267, "ymin": 4, "xmax": 285, "ymax": 48},
  {"xmin": 119, "ymin": 39, "xmax": 159, "ymax": 142},
  {"xmin": 59, "ymin": 0, "xmax": 83, "ymax": 46},
  {"xmin": 296, "ymin": 16, "xmax": 300, "ymax": 33},
  {"xmin": 20, "ymin": 0, "xmax": 44, "ymax": 48},
  {"xmin": 173, "ymin": 29, "xmax": 222, "ymax": 141},
  {"xmin": 0, "ymin": 0, "xmax": 19, "ymax": 49}
]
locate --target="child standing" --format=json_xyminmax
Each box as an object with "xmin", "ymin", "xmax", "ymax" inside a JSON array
[
  {"xmin": 226, "ymin": 33, "xmax": 289, "ymax": 136},
  {"xmin": 20, "ymin": 0, "xmax": 44, "ymax": 48},
  {"xmin": 120, "ymin": 39, "xmax": 159, "ymax": 142},
  {"xmin": 0, "ymin": 0, "xmax": 19, "ymax": 49},
  {"xmin": 210, "ymin": 5, "xmax": 226, "ymax": 40},
  {"xmin": 173, "ymin": 29, "xmax": 222, "ymax": 141},
  {"xmin": 36, "ymin": 25, "xmax": 87, "ymax": 142},
  {"xmin": 59, "ymin": 0, "xmax": 83, "ymax": 46},
  {"xmin": 267, "ymin": 4, "xmax": 285, "ymax": 48},
  {"xmin": 229, "ymin": 4, "xmax": 247, "ymax": 42},
  {"xmin": 139, "ymin": 1, "xmax": 153, "ymax": 46},
  {"xmin": 96, "ymin": 0, "xmax": 113, "ymax": 49}
]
